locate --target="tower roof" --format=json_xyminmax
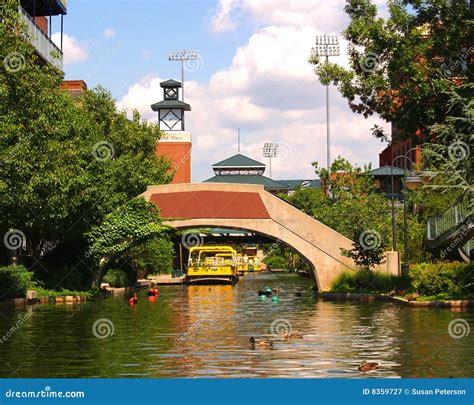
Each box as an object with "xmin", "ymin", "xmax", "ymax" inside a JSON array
[
  {"xmin": 203, "ymin": 175, "xmax": 289, "ymax": 190},
  {"xmin": 160, "ymin": 79, "xmax": 182, "ymax": 88},
  {"xmin": 364, "ymin": 166, "xmax": 405, "ymax": 176},
  {"xmin": 212, "ymin": 154, "xmax": 265, "ymax": 168},
  {"xmin": 151, "ymin": 99, "xmax": 191, "ymax": 111}
]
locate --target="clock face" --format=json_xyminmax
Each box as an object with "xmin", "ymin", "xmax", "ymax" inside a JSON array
[{"xmin": 160, "ymin": 109, "xmax": 182, "ymax": 130}]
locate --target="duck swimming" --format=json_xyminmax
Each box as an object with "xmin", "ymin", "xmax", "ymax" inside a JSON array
[
  {"xmin": 249, "ymin": 337, "xmax": 273, "ymax": 348},
  {"xmin": 358, "ymin": 361, "xmax": 379, "ymax": 372},
  {"xmin": 258, "ymin": 290, "xmax": 272, "ymax": 297},
  {"xmin": 283, "ymin": 332, "xmax": 303, "ymax": 340}
]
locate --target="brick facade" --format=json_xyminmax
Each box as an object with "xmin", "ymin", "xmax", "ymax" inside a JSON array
[
  {"xmin": 155, "ymin": 142, "xmax": 191, "ymax": 184},
  {"xmin": 34, "ymin": 16, "xmax": 48, "ymax": 35},
  {"xmin": 59, "ymin": 80, "xmax": 88, "ymax": 99}
]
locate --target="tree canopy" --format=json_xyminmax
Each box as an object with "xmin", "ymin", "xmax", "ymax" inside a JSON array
[
  {"xmin": 1, "ymin": 0, "xmax": 172, "ymax": 267},
  {"xmin": 286, "ymin": 157, "xmax": 426, "ymax": 264},
  {"xmin": 309, "ymin": 0, "xmax": 473, "ymax": 142}
]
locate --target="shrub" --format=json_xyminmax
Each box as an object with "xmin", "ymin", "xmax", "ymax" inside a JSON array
[
  {"xmin": 35, "ymin": 287, "xmax": 101, "ymax": 300},
  {"xmin": 265, "ymin": 256, "xmax": 288, "ymax": 270},
  {"xmin": 330, "ymin": 268, "xmax": 409, "ymax": 293},
  {"xmin": 410, "ymin": 262, "xmax": 474, "ymax": 297},
  {"xmin": 0, "ymin": 265, "xmax": 34, "ymax": 301},
  {"xmin": 127, "ymin": 236, "xmax": 175, "ymax": 277},
  {"xmin": 341, "ymin": 229, "xmax": 386, "ymax": 269},
  {"xmin": 33, "ymin": 262, "xmax": 94, "ymax": 291},
  {"xmin": 103, "ymin": 268, "xmax": 129, "ymax": 288}
]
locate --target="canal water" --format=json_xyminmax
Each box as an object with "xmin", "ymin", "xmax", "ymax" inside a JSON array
[{"xmin": 0, "ymin": 273, "xmax": 473, "ymax": 378}]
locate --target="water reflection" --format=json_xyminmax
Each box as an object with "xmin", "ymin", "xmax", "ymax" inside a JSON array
[{"xmin": 0, "ymin": 273, "xmax": 473, "ymax": 378}]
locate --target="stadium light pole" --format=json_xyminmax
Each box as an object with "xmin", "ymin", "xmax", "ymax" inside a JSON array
[
  {"xmin": 313, "ymin": 35, "xmax": 340, "ymax": 171},
  {"xmin": 263, "ymin": 142, "xmax": 279, "ymax": 179},
  {"xmin": 168, "ymin": 50, "xmax": 199, "ymax": 102}
]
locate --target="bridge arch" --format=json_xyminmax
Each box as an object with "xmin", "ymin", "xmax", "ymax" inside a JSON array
[
  {"xmin": 171, "ymin": 223, "xmax": 318, "ymax": 282},
  {"xmin": 141, "ymin": 183, "xmax": 358, "ymax": 290}
]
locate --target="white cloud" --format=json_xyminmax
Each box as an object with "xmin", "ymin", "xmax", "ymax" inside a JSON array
[
  {"xmin": 209, "ymin": 0, "xmax": 389, "ymax": 33},
  {"xmin": 208, "ymin": 0, "xmax": 348, "ymax": 34},
  {"xmin": 208, "ymin": 0, "xmax": 240, "ymax": 33},
  {"xmin": 52, "ymin": 33, "xmax": 88, "ymax": 65},
  {"xmin": 116, "ymin": 76, "xmax": 163, "ymax": 120},
  {"xmin": 119, "ymin": 1, "xmax": 390, "ymax": 182},
  {"xmin": 104, "ymin": 28, "xmax": 116, "ymax": 38}
]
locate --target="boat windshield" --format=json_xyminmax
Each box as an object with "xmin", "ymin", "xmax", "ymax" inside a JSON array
[{"xmin": 188, "ymin": 248, "xmax": 236, "ymax": 266}]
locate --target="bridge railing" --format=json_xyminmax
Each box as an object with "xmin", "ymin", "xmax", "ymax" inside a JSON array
[{"xmin": 427, "ymin": 199, "xmax": 472, "ymax": 240}]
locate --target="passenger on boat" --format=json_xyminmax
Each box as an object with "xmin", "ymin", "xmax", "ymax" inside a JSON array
[{"xmin": 147, "ymin": 288, "xmax": 159, "ymax": 297}]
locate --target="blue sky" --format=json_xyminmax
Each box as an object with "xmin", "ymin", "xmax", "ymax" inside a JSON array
[
  {"xmin": 59, "ymin": 0, "xmax": 255, "ymax": 98},
  {"xmin": 55, "ymin": 0, "xmax": 390, "ymax": 181}
]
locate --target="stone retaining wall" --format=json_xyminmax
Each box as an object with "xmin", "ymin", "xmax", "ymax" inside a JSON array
[{"xmin": 318, "ymin": 292, "xmax": 474, "ymax": 308}]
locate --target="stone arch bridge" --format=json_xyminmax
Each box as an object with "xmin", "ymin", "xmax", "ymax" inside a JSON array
[{"xmin": 141, "ymin": 183, "xmax": 358, "ymax": 290}]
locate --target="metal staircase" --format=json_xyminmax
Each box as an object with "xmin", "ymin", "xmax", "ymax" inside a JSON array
[{"xmin": 427, "ymin": 198, "xmax": 473, "ymax": 262}]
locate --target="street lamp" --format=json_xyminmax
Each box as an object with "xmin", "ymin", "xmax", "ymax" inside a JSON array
[
  {"xmin": 390, "ymin": 147, "xmax": 423, "ymax": 276},
  {"xmin": 168, "ymin": 50, "xmax": 200, "ymax": 102},
  {"xmin": 263, "ymin": 142, "xmax": 279, "ymax": 179},
  {"xmin": 313, "ymin": 34, "xmax": 340, "ymax": 170}
]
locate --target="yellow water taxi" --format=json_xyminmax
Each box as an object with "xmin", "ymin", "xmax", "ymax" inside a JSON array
[
  {"xmin": 186, "ymin": 246, "xmax": 239, "ymax": 285},
  {"xmin": 236, "ymin": 254, "xmax": 245, "ymax": 276},
  {"xmin": 242, "ymin": 247, "xmax": 263, "ymax": 272},
  {"xmin": 216, "ymin": 252, "xmax": 244, "ymax": 276}
]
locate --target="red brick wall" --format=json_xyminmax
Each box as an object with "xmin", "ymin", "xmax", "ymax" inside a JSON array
[
  {"xmin": 60, "ymin": 80, "xmax": 88, "ymax": 91},
  {"xmin": 59, "ymin": 80, "xmax": 88, "ymax": 99},
  {"xmin": 379, "ymin": 140, "xmax": 421, "ymax": 170},
  {"xmin": 150, "ymin": 191, "xmax": 270, "ymax": 219},
  {"xmin": 155, "ymin": 142, "xmax": 191, "ymax": 184},
  {"xmin": 34, "ymin": 17, "xmax": 48, "ymax": 35},
  {"xmin": 379, "ymin": 144, "xmax": 392, "ymax": 167}
]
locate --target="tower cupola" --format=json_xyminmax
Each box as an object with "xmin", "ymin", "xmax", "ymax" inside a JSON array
[{"xmin": 151, "ymin": 79, "xmax": 191, "ymax": 131}]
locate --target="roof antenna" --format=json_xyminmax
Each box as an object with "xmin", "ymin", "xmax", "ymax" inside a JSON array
[{"xmin": 238, "ymin": 128, "xmax": 241, "ymax": 153}]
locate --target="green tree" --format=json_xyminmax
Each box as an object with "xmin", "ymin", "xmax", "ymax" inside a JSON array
[
  {"xmin": 341, "ymin": 228, "xmax": 386, "ymax": 269},
  {"xmin": 86, "ymin": 197, "xmax": 171, "ymax": 285},
  {"xmin": 0, "ymin": 0, "xmax": 172, "ymax": 267},
  {"xmin": 309, "ymin": 0, "xmax": 472, "ymax": 142},
  {"xmin": 421, "ymin": 84, "xmax": 473, "ymax": 196},
  {"xmin": 287, "ymin": 157, "xmax": 426, "ymax": 263},
  {"xmin": 126, "ymin": 236, "xmax": 175, "ymax": 277},
  {"xmin": 312, "ymin": 155, "xmax": 375, "ymax": 199}
]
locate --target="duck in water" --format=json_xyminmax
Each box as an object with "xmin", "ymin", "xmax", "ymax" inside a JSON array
[
  {"xmin": 358, "ymin": 361, "xmax": 379, "ymax": 372},
  {"xmin": 249, "ymin": 337, "xmax": 273, "ymax": 348},
  {"xmin": 283, "ymin": 332, "xmax": 303, "ymax": 340}
]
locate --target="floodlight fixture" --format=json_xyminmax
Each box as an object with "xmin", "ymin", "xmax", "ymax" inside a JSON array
[{"xmin": 168, "ymin": 49, "xmax": 200, "ymax": 101}]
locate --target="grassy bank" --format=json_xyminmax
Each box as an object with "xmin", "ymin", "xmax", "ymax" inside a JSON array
[
  {"xmin": 0, "ymin": 265, "xmax": 100, "ymax": 302},
  {"xmin": 329, "ymin": 262, "xmax": 474, "ymax": 301}
]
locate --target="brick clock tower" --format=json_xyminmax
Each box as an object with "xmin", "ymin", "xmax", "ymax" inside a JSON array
[{"xmin": 151, "ymin": 79, "xmax": 192, "ymax": 183}]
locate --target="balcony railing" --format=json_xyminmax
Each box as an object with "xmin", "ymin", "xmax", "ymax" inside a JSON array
[{"xmin": 19, "ymin": 7, "xmax": 63, "ymax": 70}]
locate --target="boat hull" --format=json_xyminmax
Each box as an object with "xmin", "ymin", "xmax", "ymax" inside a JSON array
[{"xmin": 186, "ymin": 276, "xmax": 239, "ymax": 285}]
